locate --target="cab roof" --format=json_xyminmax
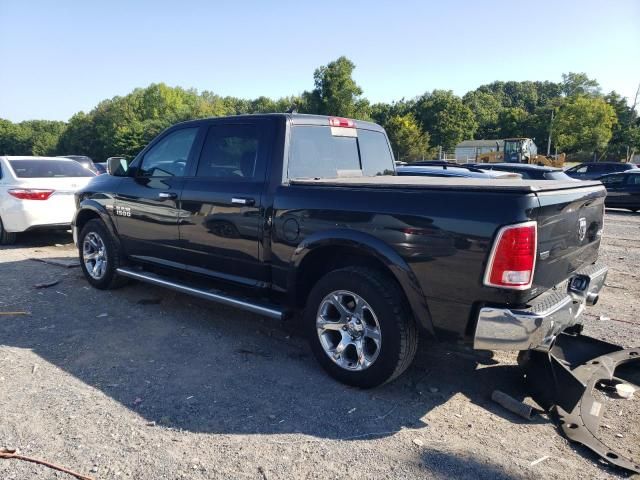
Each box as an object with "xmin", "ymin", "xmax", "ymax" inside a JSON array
[{"xmin": 173, "ymin": 113, "xmax": 385, "ymax": 132}]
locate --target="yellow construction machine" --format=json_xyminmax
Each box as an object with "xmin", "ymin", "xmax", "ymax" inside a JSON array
[{"xmin": 475, "ymin": 138, "xmax": 565, "ymax": 168}]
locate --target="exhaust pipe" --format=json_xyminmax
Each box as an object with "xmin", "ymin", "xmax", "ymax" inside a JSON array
[{"xmin": 585, "ymin": 293, "xmax": 599, "ymax": 306}]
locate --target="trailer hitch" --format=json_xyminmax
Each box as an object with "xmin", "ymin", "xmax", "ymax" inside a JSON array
[{"xmin": 519, "ymin": 333, "xmax": 640, "ymax": 474}]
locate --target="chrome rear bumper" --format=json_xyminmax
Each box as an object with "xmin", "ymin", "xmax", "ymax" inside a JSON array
[{"xmin": 473, "ymin": 264, "xmax": 608, "ymax": 351}]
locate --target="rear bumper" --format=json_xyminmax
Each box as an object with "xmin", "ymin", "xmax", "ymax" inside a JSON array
[
  {"xmin": 473, "ymin": 264, "xmax": 608, "ymax": 351},
  {"xmin": 1, "ymin": 194, "xmax": 77, "ymax": 233}
]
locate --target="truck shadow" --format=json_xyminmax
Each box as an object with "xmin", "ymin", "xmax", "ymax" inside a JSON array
[{"xmin": 0, "ymin": 257, "xmax": 541, "ymax": 441}]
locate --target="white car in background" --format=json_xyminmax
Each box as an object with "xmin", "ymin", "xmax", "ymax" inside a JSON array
[{"xmin": 0, "ymin": 156, "xmax": 96, "ymax": 244}]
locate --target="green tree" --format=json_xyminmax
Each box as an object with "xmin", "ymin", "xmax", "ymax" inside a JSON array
[
  {"xmin": 302, "ymin": 56, "xmax": 370, "ymax": 119},
  {"xmin": 533, "ymin": 80, "xmax": 563, "ymax": 106},
  {"xmin": 0, "ymin": 119, "xmax": 65, "ymax": 156},
  {"xmin": 370, "ymin": 99, "xmax": 415, "ymax": 127},
  {"xmin": 57, "ymin": 112, "xmax": 95, "ymax": 156},
  {"xmin": 462, "ymin": 90, "xmax": 502, "ymax": 138},
  {"xmin": 561, "ymin": 72, "xmax": 601, "ymax": 97},
  {"xmin": 553, "ymin": 96, "xmax": 617, "ymax": 153},
  {"xmin": 604, "ymin": 91, "xmax": 640, "ymax": 161},
  {"xmin": 384, "ymin": 114, "xmax": 431, "ymax": 161},
  {"xmin": 414, "ymin": 90, "xmax": 476, "ymax": 150},
  {"xmin": 0, "ymin": 119, "xmax": 27, "ymax": 154},
  {"xmin": 496, "ymin": 107, "xmax": 529, "ymax": 138}
]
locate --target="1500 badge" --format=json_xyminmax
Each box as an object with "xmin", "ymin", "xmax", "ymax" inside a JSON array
[{"xmin": 114, "ymin": 206, "xmax": 131, "ymax": 217}]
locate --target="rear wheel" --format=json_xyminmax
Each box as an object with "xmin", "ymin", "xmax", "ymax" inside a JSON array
[
  {"xmin": 79, "ymin": 219, "xmax": 128, "ymax": 289},
  {"xmin": 0, "ymin": 217, "xmax": 17, "ymax": 245},
  {"xmin": 304, "ymin": 266, "xmax": 418, "ymax": 388}
]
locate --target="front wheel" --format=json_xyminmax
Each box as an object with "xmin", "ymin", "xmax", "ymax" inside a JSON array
[
  {"xmin": 79, "ymin": 219, "xmax": 128, "ymax": 289},
  {"xmin": 304, "ymin": 267, "xmax": 418, "ymax": 388}
]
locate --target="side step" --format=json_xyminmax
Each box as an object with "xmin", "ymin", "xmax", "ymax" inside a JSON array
[{"xmin": 115, "ymin": 267, "xmax": 283, "ymax": 320}]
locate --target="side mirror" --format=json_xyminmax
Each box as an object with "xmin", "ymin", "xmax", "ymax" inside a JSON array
[{"xmin": 107, "ymin": 157, "xmax": 129, "ymax": 176}]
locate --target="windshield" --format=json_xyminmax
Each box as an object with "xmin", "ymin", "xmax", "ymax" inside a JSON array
[
  {"xmin": 504, "ymin": 141, "xmax": 520, "ymax": 154},
  {"xmin": 9, "ymin": 160, "xmax": 96, "ymax": 178},
  {"xmin": 288, "ymin": 126, "xmax": 394, "ymax": 179}
]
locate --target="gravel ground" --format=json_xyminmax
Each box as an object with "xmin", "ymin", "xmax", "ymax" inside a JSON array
[{"xmin": 0, "ymin": 209, "xmax": 638, "ymax": 480}]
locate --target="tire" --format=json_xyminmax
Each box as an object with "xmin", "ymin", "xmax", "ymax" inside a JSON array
[
  {"xmin": 304, "ymin": 266, "xmax": 418, "ymax": 388},
  {"xmin": 0, "ymin": 217, "xmax": 17, "ymax": 245},
  {"xmin": 78, "ymin": 219, "xmax": 128, "ymax": 289}
]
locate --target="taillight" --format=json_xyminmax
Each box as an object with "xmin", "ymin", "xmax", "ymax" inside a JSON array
[
  {"xmin": 328, "ymin": 117, "xmax": 355, "ymax": 128},
  {"xmin": 8, "ymin": 189, "xmax": 55, "ymax": 200},
  {"xmin": 484, "ymin": 221, "xmax": 537, "ymax": 290}
]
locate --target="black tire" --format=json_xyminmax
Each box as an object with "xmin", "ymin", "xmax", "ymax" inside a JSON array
[
  {"xmin": 78, "ymin": 219, "xmax": 128, "ymax": 289},
  {"xmin": 304, "ymin": 266, "xmax": 418, "ymax": 388},
  {"xmin": 0, "ymin": 217, "xmax": 17, "ymax": 245}
]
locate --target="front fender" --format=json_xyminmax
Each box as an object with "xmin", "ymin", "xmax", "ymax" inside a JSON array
[
  {"xmin": 72, "ymin": 199, "xmax": 120, "ymax": 248},
  {"xmin": 289, "ymin": 229, "xmax": 434, "ymax": 335}
]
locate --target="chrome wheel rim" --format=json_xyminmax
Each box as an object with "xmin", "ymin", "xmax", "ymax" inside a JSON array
[
  {"xmin": 83, "ymin": 232, "xmax": 107, "ymax": 280},
  {"xmin": 316, "ymin": 290, "xmax": 382, "ymax": 371}
]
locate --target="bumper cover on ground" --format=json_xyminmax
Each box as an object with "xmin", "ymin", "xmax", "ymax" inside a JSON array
[{"xmin": 520, "ymin": 333, "xmax": 640, "ymax": 474}]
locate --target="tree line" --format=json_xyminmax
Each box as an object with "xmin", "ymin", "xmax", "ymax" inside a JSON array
[{"xmin": 1, "ymin": 57, "xmax": 638, "ymax": 162}]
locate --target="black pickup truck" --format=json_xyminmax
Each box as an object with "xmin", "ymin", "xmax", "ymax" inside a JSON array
[{"xmin": 73, "ymin": 113, "xmax": 608, "ymax": 388}]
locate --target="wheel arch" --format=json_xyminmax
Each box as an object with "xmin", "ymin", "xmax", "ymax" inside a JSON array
[
  {"xmin": 73, "ymin": 201, "xmax": 120, "ymax": 248},
  {"xmin": 288, "ymin": 229, "xmax": 434, "ymax": 335}
]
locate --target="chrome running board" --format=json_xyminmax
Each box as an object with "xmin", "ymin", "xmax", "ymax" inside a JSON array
[{"xmin": 116, "ymin": 267, "xmax": 283, "ymax": 319}]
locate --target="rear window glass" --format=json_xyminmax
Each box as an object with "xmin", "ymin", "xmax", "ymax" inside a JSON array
[
  {"xmin": 288, "ymin": 126, "xmax": 394, "ymax": 179},
  {"xmin": 544, "ymin": 171, "xmax": 571, "ymax": 180},
  {"xmin": 358, "ymin": 129, "xmax": 395, "ymax": 176},
  {"xmin": 9, "ymin": 160, "xmax": 95, "ymax": 178}
]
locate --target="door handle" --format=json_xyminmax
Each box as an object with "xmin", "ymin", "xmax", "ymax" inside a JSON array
[
  {"xmin": 158, "ymin": 192, "xmax": 177, "ymax": 200},
  {"xmin": 231, "ymin": 197, "xmax": 255, "ymax": 206}
]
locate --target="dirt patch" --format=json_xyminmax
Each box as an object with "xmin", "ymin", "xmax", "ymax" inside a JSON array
[{"xmin": 0, "ymin": 211, "xmax": 638, "ymax": 480}]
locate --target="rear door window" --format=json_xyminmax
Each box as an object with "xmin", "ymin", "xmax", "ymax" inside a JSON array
[
  {"xmin": 626, "ymin": 174, "xmax": 640, "ymax": 185},
  {"xmin": 601, "ymin": 175, "xmax": 624, "ymax": 186},
  {"xmin": 196, "ymin": 124, "xmax": 263, "ymax": 180}
]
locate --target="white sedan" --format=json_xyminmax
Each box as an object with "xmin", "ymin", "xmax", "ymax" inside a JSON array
[{"xmin": 0, "ymin": 156, "xmax": 96, "ymax": 244}]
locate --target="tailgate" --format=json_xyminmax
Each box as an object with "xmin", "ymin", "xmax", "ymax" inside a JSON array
[{"xmin": 533, "ymin": 184, "xmax": 606, "ymax": 291}]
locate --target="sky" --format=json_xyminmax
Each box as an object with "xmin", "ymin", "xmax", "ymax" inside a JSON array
[{"xmin": 1, "ymin": 0, "xmax": 639, "ymax": 122}]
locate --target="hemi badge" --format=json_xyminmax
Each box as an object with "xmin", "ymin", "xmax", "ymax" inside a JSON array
[{"xmin": 539, "ymin": 250, "xmax": 550, "ymax": 260}]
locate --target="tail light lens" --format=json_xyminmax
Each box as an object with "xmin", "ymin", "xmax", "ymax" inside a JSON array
[
  {"xmin": 484, "ymin": 221, "xmax": 537, "ymax": 290},
  {"xmin": 8, "ymin": 189, "xmax": 55, "ymax": 200}
]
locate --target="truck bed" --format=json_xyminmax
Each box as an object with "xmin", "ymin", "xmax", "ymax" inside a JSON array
[{"xmin": 291, "ymin": 176, "xmax": 603, "ymax": 193}]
